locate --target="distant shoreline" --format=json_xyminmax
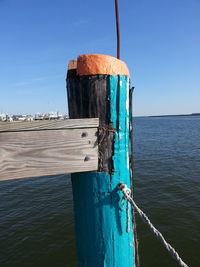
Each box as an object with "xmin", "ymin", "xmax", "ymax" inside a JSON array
[
  {"xmin": 149, "ymin": 113, "xmax": 200, "ymax": 118},
  {"xmin": 134, "ymin": 113, "xmax": 200, "ymax": 118}
]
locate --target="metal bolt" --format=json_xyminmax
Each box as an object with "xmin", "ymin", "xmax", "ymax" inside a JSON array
[
  {"xmin": 81, "ymin": 132, "xmax": 88, "ymax": 138},
  {"xmin": 84, "ymin": 156, "xmax": 90, "ymax": 162}
]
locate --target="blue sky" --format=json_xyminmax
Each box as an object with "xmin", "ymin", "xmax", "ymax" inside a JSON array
[{"xmin": 0, "ymin": 0, "xmax": 200, "ymax": 116}]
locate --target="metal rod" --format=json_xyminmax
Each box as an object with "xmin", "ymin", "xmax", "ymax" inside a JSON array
[{"xmin": 115, "ymin": 0, "xmax": 120, "ymax": 59}]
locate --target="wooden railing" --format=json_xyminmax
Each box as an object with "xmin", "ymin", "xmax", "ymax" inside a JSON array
[{"xmin": 0, "ymin": 118, "xmax": 99, "ymax": 181}]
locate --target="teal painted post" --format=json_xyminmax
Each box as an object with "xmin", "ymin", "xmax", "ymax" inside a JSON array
[{"xmin": 67, "ymin": 71, "xmax": 135, "ymax": 266}]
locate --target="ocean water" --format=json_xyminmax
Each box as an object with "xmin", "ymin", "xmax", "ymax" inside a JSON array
[
  {"xmin": 0, "ymin": 175, "xmax": 77, "ymax": 267},
  {"xmin": 0, "ymin": 116, "xmax": 200, "ymax": 266},
  {"xmin": 133, "ymin": 116, "xmax": 200, "ymax": 267}
]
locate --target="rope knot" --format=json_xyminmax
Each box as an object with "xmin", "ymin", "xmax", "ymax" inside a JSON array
[
  {"xmin": 118, "ymin": 183, "xmax": 131, "ymax": 233},
  {"xmin": 118, "ymin": 183, "xmax": 131, "ymax": 199}
]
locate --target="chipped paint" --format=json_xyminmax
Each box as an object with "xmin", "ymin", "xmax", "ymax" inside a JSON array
[
  {"xmin": 126, "ymin": 79, "xmax": 130, "ymax": 114},
  {"xmin": 119, "ymin": 133, "xmax": 122, "ymax": 140},
  {"xmin": 127, "ymin": 152, "xmax": 130, "ymax": 169}
]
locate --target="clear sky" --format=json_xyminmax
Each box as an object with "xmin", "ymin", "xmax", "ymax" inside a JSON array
[{"xmin": 0, "ymin": 0, "xmax": 200, "ymax": 116}]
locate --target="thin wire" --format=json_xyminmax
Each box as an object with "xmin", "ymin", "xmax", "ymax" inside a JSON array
[{"xmin": 114, "ymin": 0, "xmax": 120, "ymax": 59}]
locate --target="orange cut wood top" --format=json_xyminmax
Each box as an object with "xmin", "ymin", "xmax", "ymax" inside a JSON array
[{"xmin": 76, "ymin": 54, "xmax": 129, "ymax": 76}]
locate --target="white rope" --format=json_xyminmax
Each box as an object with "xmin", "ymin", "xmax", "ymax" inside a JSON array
[{"xmin": 118, "ymin": 183, "xmax": 189, "ymax": 267}]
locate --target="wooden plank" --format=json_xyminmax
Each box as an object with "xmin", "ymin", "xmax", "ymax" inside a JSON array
[
  {"xmin": 0, "ymin": 127, "xmax": 98, "ymax": 181},
  {"xmin": 0, "ymin": 118, "xmax": 99, "ymax": 132}
]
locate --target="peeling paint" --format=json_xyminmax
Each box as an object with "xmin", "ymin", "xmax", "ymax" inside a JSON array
[
  {"xmin": 119, "ymin": 133, "xmax": 122, "ymax": 140},
  {"xmin": 126, "ymin": 80, "xmax": 130, "ymax": 114},
  {"xmin": 127, "ymin": 152, "xmax": 129, "ymax": 169}
]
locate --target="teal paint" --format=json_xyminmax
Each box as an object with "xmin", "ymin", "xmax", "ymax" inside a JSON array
[{"xmin": 71, "ymin": 75, "xmax": 135, "ymax": 266}]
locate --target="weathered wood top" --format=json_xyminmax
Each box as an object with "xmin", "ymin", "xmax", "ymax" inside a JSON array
[
  {"xmin": 0, "ymin": 119, "xmax": 99, "ymax": 181},
  {"xmin": 0, "ymin": 118, "xmax": 99, "ymax": 132}
]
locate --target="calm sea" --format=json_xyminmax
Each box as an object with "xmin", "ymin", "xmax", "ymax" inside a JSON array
[{"xmin": 0, "ymin": 116, "xmax": 200, "ymax": 267}]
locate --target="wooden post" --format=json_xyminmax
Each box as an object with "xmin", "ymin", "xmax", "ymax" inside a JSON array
[{"xmin": 67, "ymin": 54, "xmax": 135, "ymax": 266}]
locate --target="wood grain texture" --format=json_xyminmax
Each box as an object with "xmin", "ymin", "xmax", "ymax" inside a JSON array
[
  {"xmin": 0, "ymin": 118, "xmax": 99, "ymax": 132},
  {"xmin": 0, "ymin": 127, "xmax": 98, "ymax": 181}
]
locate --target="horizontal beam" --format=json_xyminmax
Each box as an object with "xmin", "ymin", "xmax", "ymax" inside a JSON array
[
  {"xmin": 0, "ymin": 118, "xmax": 99, "ymax": 132},
  {"xmin": 0, "ymin": 119, "xmax": 99, "ymax": 181}
]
